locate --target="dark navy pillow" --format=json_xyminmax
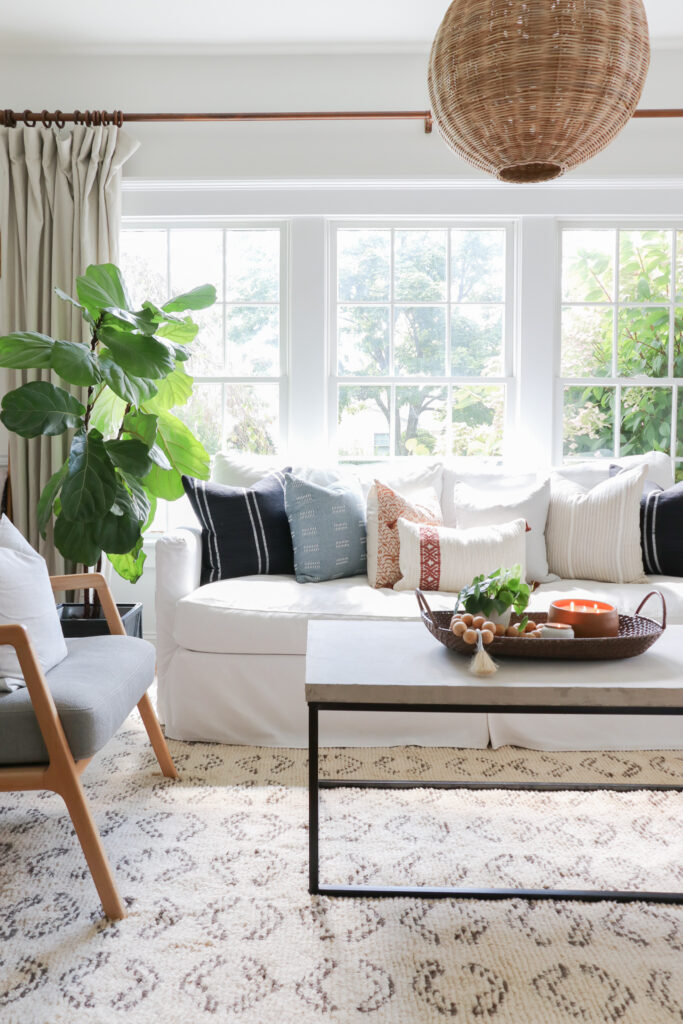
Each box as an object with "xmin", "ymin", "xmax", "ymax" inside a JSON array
[
  {"xmin": 610, "ymin": 465, "xmax": 683, "ymax": 576},
  {"xmin": 183, "ymin": 470, "xmax": 294, "ymax": 584}
]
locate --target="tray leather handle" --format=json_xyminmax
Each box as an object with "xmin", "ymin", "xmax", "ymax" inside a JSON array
[
  {"xmin": 415, "ymin": 588, "xmax": 438, "ymax": 626},
  {"xmin": 634, "ymin": 589, "xmax": 667, "ymax": 629}
]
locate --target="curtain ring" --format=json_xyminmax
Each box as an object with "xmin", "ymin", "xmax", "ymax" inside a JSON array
[
  {"xmin": 92, "ymin": 110, "xmax": 102, "ymax": 126},
  {"xmin": 22, "ymin": 109, "xmax": 36, "ymax": 127},
  {"xmin": 114, "ymin": 110, "xmax": 124, "ymax": 127},
  {"xmin": 1, "ymin": 110, "xmax": 17, "ymax": 127},
  {"xmin": 40, "ymin": 109, "xmax": 52, "ymax": 128},
  {"xmin": 54, "ymin": 110, "xmax": 66, "ymax": 129},
  {"xmin": 74, "ymin": 109, "xmax": 83, "ymax": 125}
]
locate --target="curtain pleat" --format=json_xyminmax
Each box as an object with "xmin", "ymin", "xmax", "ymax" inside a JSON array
[{"xmin": 0, "ymin": 124, "xmax": 138, "ymax": 571}]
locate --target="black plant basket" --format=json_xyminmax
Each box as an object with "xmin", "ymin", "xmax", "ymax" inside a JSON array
[{"xmin": 57, "ymin": 602, "xmax": 143, "ymax": 639}]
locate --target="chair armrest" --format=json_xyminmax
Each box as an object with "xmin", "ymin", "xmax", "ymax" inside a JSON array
[
  {"xmin": 154, "ymin": 528, "xmax": 202, "ymax": 683},
  {"xmin": 50, "ymin": 573, "xmax": 125, "ymax": 636}
]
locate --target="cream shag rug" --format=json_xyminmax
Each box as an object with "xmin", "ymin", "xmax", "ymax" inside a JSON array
[{"xmin": 1, "ymin": 712, "xmax": 682, "ymax": 1024}]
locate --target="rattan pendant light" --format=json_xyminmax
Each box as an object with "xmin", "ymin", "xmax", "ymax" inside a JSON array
[{"xmin": 428, "ymin": 0, "xmax": 650, "ymax": 183}]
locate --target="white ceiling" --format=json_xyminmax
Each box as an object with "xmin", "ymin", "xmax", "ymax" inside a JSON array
[{"xmin": 1, "ymin": 0, "xmax": 681, "ymax": 54}]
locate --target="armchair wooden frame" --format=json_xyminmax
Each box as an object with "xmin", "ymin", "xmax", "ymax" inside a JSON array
[{"xmin": 0, "ymin": 573, "xmax": 178, "ymax": 920}]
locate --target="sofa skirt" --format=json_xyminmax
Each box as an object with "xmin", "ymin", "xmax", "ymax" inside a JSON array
[{"xmin": 159, "ymin": 648, "xmax": 490, "ymax": 748}]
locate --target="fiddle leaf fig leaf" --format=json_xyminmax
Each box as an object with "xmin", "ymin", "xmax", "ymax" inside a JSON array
[
  {"xmin": 0, "ymin": 332, "xmax": 54, "ymax": 369},
  {"xmin": 108, "ymin": 539, "xmax": 146, "ymax": 584},
  {"xmin": 51, "ymin": 340, "xmax": 101, "ymax": 386},
  {"xmin": 54, "ymin": 513, "xmax": 102, "ymax": 567},
  {"xmin": 144, "ymin": 367, "xmax": 194, "ymax": 411},
  {"xmin": 162, "ymin": 283, "xmax": 216, "ymax": 313},
  {"xmin": 0, "ymin": 381, "xmax": 85, "ymax": 438},
  {"xmin": 144, "ymin": 462, "xmax": 185, "ymax": 500},
  {"xmin": 122, "ymin": 410, "xmax": 157, "ymax": 448},
  {"xmin": 37, "ymin": 462, "xmax": 68, "ymax": 538},
  {"xmin": 156, "ymin": 317, "xmax": 199, "ymax": 345},
  {"xmin": 155, "ymin": 409, "xmax": 210, "ymax": 480},
  {"xmin": 99, "ymin": 324, "xmax": 176, "ymax": 380},
  {"xmin": 61, "ymin": 428, "xmax": 117, "ymax": 522},
  {"xmin": 104, "ymin": 438, "xmax": 153, "ymax": 477},
  {"xmin": 97, "ymin": 486, "xmax": 143, "ymax": 554},
  {"xmin": 76, "ymin": 263, "xmax": 130, "ymax": 319},
  {"xmin": 99, "ymin": 351, "xmax": 159, "ymax": 405}
]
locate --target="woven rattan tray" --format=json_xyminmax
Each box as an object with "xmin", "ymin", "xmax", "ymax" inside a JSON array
[{"xmin": 416, "ymin": 589, "xmax": 666, "ymax": 662}]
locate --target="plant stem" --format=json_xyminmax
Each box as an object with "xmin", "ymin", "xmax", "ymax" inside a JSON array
[{"xmin": 116, "ymin": 403, "xmax": 133, "ymax": 440}]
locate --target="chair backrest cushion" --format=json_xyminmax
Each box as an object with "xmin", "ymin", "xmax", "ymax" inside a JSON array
[{"xmin": 0, "ymin": 515, "xmax": 67, "ymax": 690}]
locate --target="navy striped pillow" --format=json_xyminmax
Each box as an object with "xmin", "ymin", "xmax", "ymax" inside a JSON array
[
  {"xmin": 610, "ymin": 465, "xmax": 683, "ymax": 576},
  {"xmin": 183, "ymin": 471, "xmax": 294, "ymax": 584}
]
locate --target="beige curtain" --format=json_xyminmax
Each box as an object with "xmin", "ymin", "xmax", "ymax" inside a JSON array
[{"xmin": 0, "ymin": 124, "xmax": 139, "ymax": 571}]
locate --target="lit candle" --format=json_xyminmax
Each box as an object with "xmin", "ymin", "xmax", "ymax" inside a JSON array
[{"xmin": 547, "ymin": 598, "xmax": 619, "ymax": 638}]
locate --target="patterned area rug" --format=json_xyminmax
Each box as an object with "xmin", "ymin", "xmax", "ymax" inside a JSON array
[{"xmin": 1, "ymin": 714, "xmax": 682, "ymax": 1024}]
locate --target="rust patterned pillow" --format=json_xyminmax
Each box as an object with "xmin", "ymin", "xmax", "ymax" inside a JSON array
[{"xmin": 371, "ymin": 480, "xmax": 442, "ymax": 589}]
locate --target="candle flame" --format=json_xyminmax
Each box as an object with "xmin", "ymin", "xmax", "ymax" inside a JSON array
[{"xmin": 570, "ymin": 601, "xmax": 575, "ymax": 611}]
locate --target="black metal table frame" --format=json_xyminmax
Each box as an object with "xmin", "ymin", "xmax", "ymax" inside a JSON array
[{"xmin": 308, "ymin": 701, "xmax": 683, "ymax": 904}]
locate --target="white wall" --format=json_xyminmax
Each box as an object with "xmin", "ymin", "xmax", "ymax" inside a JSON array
[{"xmin": 0, "ymin": 48, "xmax": 682, "ymax": 181}]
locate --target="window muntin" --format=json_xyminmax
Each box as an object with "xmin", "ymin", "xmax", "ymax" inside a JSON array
[
  {"xmin": 332, "ymin": 225, "xmax": 511, "ymax": 460},
  {"xmin": 560, "ymin": 226, "xmax": 683, "ymax": 481}
]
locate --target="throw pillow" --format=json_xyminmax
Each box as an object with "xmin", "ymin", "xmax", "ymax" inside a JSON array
[
  {"xmin": 284, "ymin": 474, "xmax": 367, "ymax": 583},
  {"xmin": 0, "ymin": 515, "xmax": 68, "ymax": 691},
  {"xmin": 183, "ymin": 471, "xmax": 294, "ymax": 584},
  {"xmin": 444, "ymin": 478, "xmax": 553, "ymax": 583},
  {"xmin": 546, "ymin": 465, "xmax": 647, "ymax": 583},
  {"xmin": 609, "ymin": 467, "xmax": 683, "ymax": 576},
  {"xmin": 369, "ymin": 481, "xmax": 442, "ymax": 589},
  {"xmin": 393, "ymin": 517, "xmax": 527, "ymax": 592}
]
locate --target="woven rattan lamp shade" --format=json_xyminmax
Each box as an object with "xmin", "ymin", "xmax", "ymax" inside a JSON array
[{"xmin": 428, "ymin": 0, "xmax": 650, "ymax": 183}]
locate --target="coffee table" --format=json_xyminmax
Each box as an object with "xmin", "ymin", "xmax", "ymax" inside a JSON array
[{"xmin": 305, "ymin": 619, "xmax": 683, "ymax": 903}]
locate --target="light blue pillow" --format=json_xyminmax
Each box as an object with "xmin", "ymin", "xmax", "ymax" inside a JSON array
[{"xmin": 284, "ymin": 473, "xmax": 367, "ymax": 583}]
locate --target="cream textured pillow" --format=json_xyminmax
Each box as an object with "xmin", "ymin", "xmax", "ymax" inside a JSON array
[
  {"xmin": 368, "ymin": 481, "xmax": 442, "ymax": 589},
  {"xmin": 394, "ymin": 517, "xmax": 527, "ymax": 593},
  {"xmin": 0, "ymin": 515, "xmax": 68, "ymax": 691},
  {"xmin": 546, "ymin": 465, "xmax": 647, "ymax": 583}
]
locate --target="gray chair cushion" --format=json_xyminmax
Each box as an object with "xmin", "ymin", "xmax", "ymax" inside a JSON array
[{"xmin": 0, "ymin": 636, "xmax": 156, "ymax": 765}]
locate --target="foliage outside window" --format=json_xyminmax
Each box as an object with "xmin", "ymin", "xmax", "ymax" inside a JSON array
[
  {"xmin": 333, "ymin": 226, "xmax": 510, "ymax": 460},
  {"xmin": 561, "ymin": 227, "xmax": 683, "ymax": 482}
]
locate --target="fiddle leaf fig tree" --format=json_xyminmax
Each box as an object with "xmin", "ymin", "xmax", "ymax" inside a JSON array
[{"xmin": 0, "ymin": 263, "xmax": 215, "ymax": 583}]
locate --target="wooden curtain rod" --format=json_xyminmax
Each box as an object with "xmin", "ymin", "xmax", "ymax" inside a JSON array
[{"xmin": 2, "ymin": 108, "xmax": 683, "ymax": 133}]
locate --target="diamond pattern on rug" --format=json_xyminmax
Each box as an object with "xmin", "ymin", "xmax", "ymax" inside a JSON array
[{"xmin": 0, "ymin": 713, "xmax": 681, "ymax": 1024}]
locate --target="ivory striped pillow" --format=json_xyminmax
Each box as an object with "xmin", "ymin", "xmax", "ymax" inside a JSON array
[
  {"xmin": 183, "ymin": 471, "xmax": 294, "ymax": 583},
  {"xmin": 546, "ymin": 465, "xmax": 647, "ymax": 583}
]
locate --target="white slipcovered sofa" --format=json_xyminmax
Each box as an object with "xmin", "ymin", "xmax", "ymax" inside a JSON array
[{"xmin": 155, "ymin": 452, "xmax": 683, "ymax": 750}]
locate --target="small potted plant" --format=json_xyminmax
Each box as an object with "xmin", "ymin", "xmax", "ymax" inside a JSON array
[
  {"xmin": 456, "ymin": 565, "xmax": 530, "ymax": 629},
  {"xmin": 0, "ymin": 263, "xmax": 215, "ymax": 636}
]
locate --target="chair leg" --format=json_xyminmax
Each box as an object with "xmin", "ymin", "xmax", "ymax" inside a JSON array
[
  {"xmin": 57, "ymin": 767, "xmax": 126, "ymax": 920},
  {"xmin": 137, "ymin": 693, "xmax": 178, "ymax": 779}
]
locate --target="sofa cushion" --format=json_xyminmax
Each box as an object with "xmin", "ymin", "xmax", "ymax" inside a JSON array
[
  {"xmin": 0, "ymin": 636, "xmax": 155, "ymax": 765},
  {"xmin": 173, "ymin": 575, "xmax": 458, "ymax": 656}
]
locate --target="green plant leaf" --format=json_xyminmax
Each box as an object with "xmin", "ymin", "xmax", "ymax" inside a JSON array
[
  {"xmin": 54, "ymin": 512, "xmax": 102, "ymax": 566},
  {"xmin": 37, "ymin": 462, "xmax": 68, "ymax": 538},
  {"xmin": 0, "ymin": 381, "xmax": 85, "ymax": 438},
  {"xmin": 61, "ymin": 428, "xmax": 117, "ymax": 521},
  {"xmin": 99, "ymin": 324, "xmax": 176, "ymax": 380},
  {"xmin": 50, "ymin": 340, "xmax": 101, "ymax": 386},
  {"xmin": 104, "ymin": 438, "xmax": 153, "ymax": 477},
  {"xmin": 76, "ymin": 263, "xmax": 130, "ymax": 319},
  {"xmin": 144, "ymin": 367, "xmax": 194, "ymax": 411},
  {"xmin": 144, "ymin": 463, "xmax": 185, "ymax": 500},
  {"xmin": 54, "ymin": 286, "xmax": 84, "ymax": 313},
  {"xmin": 156, "ymin": 317, "xmax": 199, "ymax": 344},
  {"xmin": 148, "ymin": 443, "xmax": 171, "ymax": 469},
  {"xmin": 162, "ymin": 284, "xmax": 216, "ymax": 313},
  {"xmin": 89, "ymin": 386, "xmax": 127, "ymax": 436},
  {"xmin": 0, "ymin": 332, "xmax": 56, "ymax": 369},
  {"xmin": 108, "ymin": 541, "xmax": 146, "ymax": 583},
  {"xmin": 119, "ymin": 472, "xmax": 152, "ymax": 522},
  {"xmin": 97, "ymin": 489, "xmax": 143, "ymax": 554},
  {"xmin": 122, "ymin": 410, "xmax": 157, "ymax": 447},
  {"xmin": 155, "ymin": 409, "xmax": 210, "ymax": 479},
  {"xmin": 98, "ymin": 351, "xmax": 159, "ymax": 405}
]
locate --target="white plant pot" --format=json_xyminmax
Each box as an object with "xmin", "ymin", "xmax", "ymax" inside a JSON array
[{"xmin": 488, "ymin": 608, "xmax": 512, "ymax": 627}]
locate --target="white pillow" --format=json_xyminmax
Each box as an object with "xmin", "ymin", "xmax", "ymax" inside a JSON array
[
  {"xmin": 212, "ymin": 452, "xmax": 355, "ymax": 490},
  {"xmin": 554, "ymin": 450, "xmax": 673, "ymax": 492},
  {"xmin": 394, "ymin": 517, "xmax": 527, "ymax": 593},
  {"xmin": 354, "ymin": 461, "xmax": 443, "ymax": 502},
  {"xmin": 443, "ymin": 479, "xmax": 554, "ymax": 584},
  {"xmin": 546, "ymin": 465, "xmax": 647, "ymax": 583},
  {"xmin": 0, "ymin": 516, "xmax": 68, "ymax": 691}
]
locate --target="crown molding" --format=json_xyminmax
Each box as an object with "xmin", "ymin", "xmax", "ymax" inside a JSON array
[{"xmin": 122, "ymin": 176, "xmax": 683, "ymax": 193}]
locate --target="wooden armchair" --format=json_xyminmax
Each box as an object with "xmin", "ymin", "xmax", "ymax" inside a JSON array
[{"xmin": 0, "ymin": 573, "xmax": 177, "ymax": 920}]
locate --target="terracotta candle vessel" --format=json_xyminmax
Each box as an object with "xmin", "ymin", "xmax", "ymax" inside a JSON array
[{"xmin": 548, "ymin": 599, "xmax": 619, "ymax": 638}]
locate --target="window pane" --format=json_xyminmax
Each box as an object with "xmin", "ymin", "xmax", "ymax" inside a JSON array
[
  {"xmin": 119, "ymin": 230, "xmax": 168, "ymax": 308},
  {"xmin": 451, "ymin": 229, "xmax": 505, "ymax": 302},
  {"xmin": 396, "ymin": 386, "xmax": 447, "ymax": 456},
  {"xmin": 225, "ymin": 229, "xmax": 279, "ymax": 303},
  {"xmin": 676, "ymin": 463, "xmax": 683, "ymax": 483},
  {"xmin": 561, "ymin": 307, "xmax": 613, "ymax": 377},
  {"xmin": 562, "ymin": 230, "xmax": 615, "ymax": 303},
  {"xmin": 394, "ymin": 230, "xmax": 446, "ymax": 302},
  {"xmin": 621, "ymin": 386, "xmax": 671, "ymax": 456},
  {"xmin": 451, "ymin": 305, "xmax": 503, "ymax": 376},
  {"xmin": 394, "ymin": 306, "xmax": 446, "ymax": 376},
  {"xmin": 617, "ymin": 308, "xmax": 669, "ymax": 378},
  {"xmin": 451, "ymin": 385, "xmax": 504, "ymax": 457},
  {"xmin": 619, "ymin": 230, "xmax": 671, "ymax": 303},
  {"xmin": 169, "ymin": 230, "xmax": 223, "ymax": 301},
  {"xmin": 677, "ymin": 232, "xmax": 683, "ymax": 301},
  {"xmin": 227, "ymin": 305, "xmax": 279, "ymax": 376},
  {"xmin": 678, "ymin": 390, "xmax": 683, "ymax": 457},
  {"xmin": 224, "ymin": 383, "xmax": 279, "ymax": 455},
  {"xmin": 338, "ymin": 306, "xmax": 390, "ymax": 376},
  {"xmin": 177, "ymin": 382, "xmax": 223, "ymax": 458},
  {"xmin": 186, "ymin": 305, "xmax": 225, "ymax": 376},
  {"xmin": 338, "ymin": 386, "xmax": 390, "ymax": 458},
  {"xmin": 675, "ymin": 309, "xmax": 683, "ymax": 377},
  {"xmin": 337, "ymin": 230, "xmax": 390, "ymax": 302},
  {"xmin": 563, "ymin": 385, "xmax": 615, "ymax": 459}
]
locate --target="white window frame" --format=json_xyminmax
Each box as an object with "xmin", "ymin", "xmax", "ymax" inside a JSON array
[
  {"xmin": 327, "ymin": 219, "xmax": 517, "ymax": 461},
  {"xmin": 556, "ymin": 218, "xmax": 683, "ymax": 476}
]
